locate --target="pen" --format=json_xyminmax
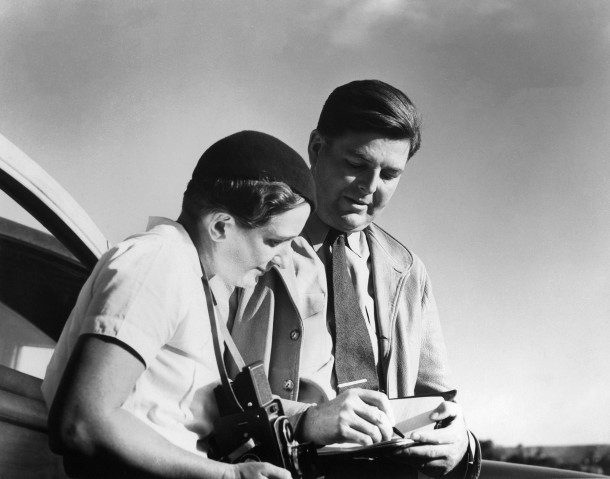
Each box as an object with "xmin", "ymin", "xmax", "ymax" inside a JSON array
[{"xmin": 392, "ymin": 427, "xmax": 405, "ymax": 439}]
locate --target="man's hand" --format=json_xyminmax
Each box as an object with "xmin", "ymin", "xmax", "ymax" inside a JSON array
[
  {"xmin": 389, "ymin": 401, "xmax": 469, "ymax": 477},
  {"xmin": 299, "ymin": 388, "xmax": 394, "ymax": 446}
]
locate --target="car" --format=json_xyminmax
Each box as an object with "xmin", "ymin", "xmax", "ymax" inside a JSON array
[
  {"xmin": 0, "ymin": 132, "xmax": 605, "ymax": 478},
  {"xmin": 0, "ymin": 132, "xmax": 107, "ymax": 478}
]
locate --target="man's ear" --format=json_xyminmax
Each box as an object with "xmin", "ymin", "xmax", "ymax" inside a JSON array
[
  {"xmin": 308, "ymin": 129, "xmax": 324, "ymax": 169},
  {"xmin": 208, "ymin": 211, "xmax": 235, "ymax": 242}
]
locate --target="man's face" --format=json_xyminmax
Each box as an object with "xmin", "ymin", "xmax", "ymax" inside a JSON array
[{"xmin": 308, "ymin": 130, "xmax": 411, "ymax": 233}]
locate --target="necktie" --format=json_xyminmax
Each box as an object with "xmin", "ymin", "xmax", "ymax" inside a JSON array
[{"xmin": 326, "ymin": 229, "xmax": 379, "ymax": 391}]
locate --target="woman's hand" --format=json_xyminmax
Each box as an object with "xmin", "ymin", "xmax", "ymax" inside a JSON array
[{"xmin": 226, "ymin": 462, "xmax": 292, "ymax": 479}]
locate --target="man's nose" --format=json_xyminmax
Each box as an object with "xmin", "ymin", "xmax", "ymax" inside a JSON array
[{"xmin": 358, "ymin": 170, "xmax": 379, "ymax": 194}]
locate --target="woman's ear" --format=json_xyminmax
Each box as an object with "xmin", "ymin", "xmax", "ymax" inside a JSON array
[{"xmin": 208, "ymin": 211, "xmax": 235, "ymax": 242}]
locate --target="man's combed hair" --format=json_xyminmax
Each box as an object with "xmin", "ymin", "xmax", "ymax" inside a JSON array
[
  {"xmin": 317, "ymin": 79, "xmax": 422, "ymax": 159},
  {"xmin": 182, "ymin": 177, "xmax": 305, "ymax": 228}
]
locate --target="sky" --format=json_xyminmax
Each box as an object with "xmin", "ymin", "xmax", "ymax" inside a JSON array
[{"xmin": 1, "ymin": 0, "xmax": 609, "ymax": 447}]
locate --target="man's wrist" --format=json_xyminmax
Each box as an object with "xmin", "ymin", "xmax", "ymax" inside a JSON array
[
  {"xmin": 289, "ymin": 403, "xmax": 317, "ymax": 443},
  {"xmin": 444, "ymin": 431, "xmax": 480, "ymax": 479},
  {"xmin": 461, "ymin": 432, "xmax": 482, "ymax": 479}
]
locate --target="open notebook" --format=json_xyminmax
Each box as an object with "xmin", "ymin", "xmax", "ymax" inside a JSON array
[{"xmin": 317, "ymin": 390, "xmax": 457, "ymax": 458}]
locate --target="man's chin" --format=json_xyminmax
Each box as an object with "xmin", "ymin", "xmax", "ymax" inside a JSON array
[
  {"xmin": 317, "ymin": 210, "xmax": 371, "ymax": 233},
  {"xmin": 336, "ymin": 213, "xmax": 371, "ymax": 233}
]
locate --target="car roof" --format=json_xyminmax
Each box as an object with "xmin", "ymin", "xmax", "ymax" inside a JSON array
[
  {"xmin": 0, "ymin": 216, "xmax": 79, "ymax": 263},
  {"xmin": 0, "ymin": 133, "xmax": 108, "ymax": 268}
]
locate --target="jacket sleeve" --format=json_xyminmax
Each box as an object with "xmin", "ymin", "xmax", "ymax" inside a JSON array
[
  {"xmin": 414, "ymin": 269, "xmax": 482, "ymax": 479},
  {"xmin": 412, "ymin": 267, "xmax": 454, "ymax": 395},
  {"xmin": 277, "ymin": 397, "xmax": 316, "ymax": 441}
]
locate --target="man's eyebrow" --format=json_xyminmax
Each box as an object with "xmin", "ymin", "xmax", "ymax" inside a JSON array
[
  {"xmin": 385, "ymin": 165, "xmax": 404, "ymax": 174},
  {"xmin": 346, "ymin": 150, "xmax": 404, "ymax": 174},
  {"xmin": 346, "ymin": 150, "xmax": 372, "ymax": 163}
]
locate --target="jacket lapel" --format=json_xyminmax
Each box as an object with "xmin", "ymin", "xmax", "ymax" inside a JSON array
[
  {"xmin": 366, "ymin": 225, "xmax": 409, "ymax": 351},
  {"xmin": 230, "ymin": 274, "xmax": 276, "ymax": 374},
  {"xmin": 274, "ymin": 260, "xmax": 303, "ymax": 316}
]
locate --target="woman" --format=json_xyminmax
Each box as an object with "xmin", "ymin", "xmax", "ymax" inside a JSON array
[{"xmin": 41, "ymin": 131, "xmax": 315, "ymax": 479}]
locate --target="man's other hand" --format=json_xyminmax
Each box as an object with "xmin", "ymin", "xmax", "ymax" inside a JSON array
[{"xmin": 389, "ymin": 401, "xmax": 469, "ymax": 478}]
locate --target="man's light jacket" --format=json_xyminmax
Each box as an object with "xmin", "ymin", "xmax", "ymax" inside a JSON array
[{"xmin": 231, "ymin": 222, "xmax": 453, "ymax": 409}]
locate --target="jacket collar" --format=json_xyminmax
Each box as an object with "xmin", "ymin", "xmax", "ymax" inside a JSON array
[
  {"xmin": 275, "ymin": 220, "xmax": 416, "ymax": 334},
  {"xmin": 303, "ymin": 213, "xmax": 367, "ymax": 259}
]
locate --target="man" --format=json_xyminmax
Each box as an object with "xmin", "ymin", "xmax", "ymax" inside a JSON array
[{"xmin": 231, "ymin": 81, "xmax": 481, "ymax": 478}]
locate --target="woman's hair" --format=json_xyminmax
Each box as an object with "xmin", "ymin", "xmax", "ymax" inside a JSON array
[{"xmin": 182, "ymin": 177, "xmax": 305, "ymax": 228}]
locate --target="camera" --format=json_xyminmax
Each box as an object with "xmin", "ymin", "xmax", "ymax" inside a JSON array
[{"xmin": 208, "ymin": 361, "xmax": 320, "ymax": 479}]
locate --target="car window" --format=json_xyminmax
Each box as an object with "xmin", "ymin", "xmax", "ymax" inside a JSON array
[{"xmin": 0, "ymin": 189, "xmax": 89, "ymax": 378}]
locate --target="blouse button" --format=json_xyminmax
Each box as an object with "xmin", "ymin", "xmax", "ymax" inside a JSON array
[{"xmin": 290, "ymin": 329, "xmax": 301, "ymax": 341}]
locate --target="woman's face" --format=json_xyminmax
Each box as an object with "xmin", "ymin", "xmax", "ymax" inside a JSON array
[{"xmin": 218, "ymin": 201, "xmax": 311, "ymax": 287}]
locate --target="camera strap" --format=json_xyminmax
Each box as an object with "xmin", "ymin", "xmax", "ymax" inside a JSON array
[{"xmin": 200, "ymin": 261, "xmax": 246, "ymax": 412}]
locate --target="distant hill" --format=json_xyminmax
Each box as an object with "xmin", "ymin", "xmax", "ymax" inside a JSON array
[
  {"xmin": 499, "ymin": 444, "xmax": 610, "ymax": 465},
  {"xmin": 481, "ymin": 441, "xmax": 610, "ymax": 475}
]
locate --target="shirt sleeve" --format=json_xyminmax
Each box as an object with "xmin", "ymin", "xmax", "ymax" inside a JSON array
[{"xmin": 81, "ymin": 239, "xmax": 192, "ymax": 366}]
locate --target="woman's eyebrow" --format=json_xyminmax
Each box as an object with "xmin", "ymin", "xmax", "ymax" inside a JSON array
[{"xmin": 269, "ymin": 234, "xmax": 297, "ymax": 242}]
